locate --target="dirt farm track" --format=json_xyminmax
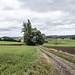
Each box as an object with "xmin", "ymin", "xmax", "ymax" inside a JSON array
[{"xmin": 44, "ymin": 46, "xmax": 75, "ymax": 54}]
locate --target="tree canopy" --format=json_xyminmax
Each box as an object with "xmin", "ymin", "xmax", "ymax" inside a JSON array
[{"xmin": 22, "ymin": 19, "xmax": 45, "ymax": 45}]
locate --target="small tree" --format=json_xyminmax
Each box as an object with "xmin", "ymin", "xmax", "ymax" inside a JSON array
[{"xmin": 21, "ymin": 19, "xmax": 45, "ymax": 45}]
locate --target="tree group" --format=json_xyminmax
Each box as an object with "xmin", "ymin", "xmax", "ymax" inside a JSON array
[
  {"xmin": 22, "ymin": 19, "xmax": 45, "ymax": 45},
  {"xmin": 0, "ymin": 36, "xmax": 21, "ymax": 42}
]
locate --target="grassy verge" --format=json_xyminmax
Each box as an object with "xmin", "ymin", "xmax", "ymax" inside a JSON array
[
  {"xmin": 0, "ymin": 46, "xmax": 41, "ymax": 75},
  {"xmin": 40, "ymin": 46, "xmax": 75, "ymax": 64},
  {"xmin": 25, "ymin": 53, "xmax": 58, "ymax": 75}
]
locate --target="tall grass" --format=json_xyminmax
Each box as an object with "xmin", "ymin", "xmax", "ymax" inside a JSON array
[{"xmin": 25, "ymin": 54, "xmax": 58, "ymax": 75}]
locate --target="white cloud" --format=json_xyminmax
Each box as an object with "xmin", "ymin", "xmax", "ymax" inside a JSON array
[
  {"xmin": 0, "ymin": 0, "xmax": 75, "ymax": 36},
  {"xmin": 0, "ymin": 0, "xmax": 21, "ymax": 10}
]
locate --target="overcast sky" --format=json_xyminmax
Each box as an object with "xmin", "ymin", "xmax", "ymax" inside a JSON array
[{"xmin": 0, "ymin": 0, "xmax": 75, "ymax": 37}]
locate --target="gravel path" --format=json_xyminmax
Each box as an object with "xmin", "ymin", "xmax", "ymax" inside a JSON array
[{"xmin": 36, "ymin": 46, "xmax": 75, "ymax": 75}]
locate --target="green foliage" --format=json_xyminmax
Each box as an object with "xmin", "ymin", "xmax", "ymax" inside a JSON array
[{"xmin": 22, "ymin": 19, "xmax": 45, "ymax": 45}]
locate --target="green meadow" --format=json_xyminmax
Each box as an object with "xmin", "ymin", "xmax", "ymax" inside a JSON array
[
  {"xmin": 0, "ymin": 46, "xmax": 41, "ymax": 75},
  {"xmin": 0, "ymin": 46, "xmax": 58, "ymax": 75},
  {"xmin": 43, "ymin": 39, "xmax": 75, "ymax": 47}
]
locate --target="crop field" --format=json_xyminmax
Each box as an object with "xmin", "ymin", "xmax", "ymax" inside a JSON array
[
  {"xmin": 44, "ymin": 39, "xmax": 75, "ymax": 47},
  {"xmin": 0, "ymin": 46, "xmax": 57, "ymax": 75}
]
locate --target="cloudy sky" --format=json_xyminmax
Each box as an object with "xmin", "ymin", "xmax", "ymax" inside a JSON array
[{"xmin": 0, "ymin": 0, "xmax": 75, "ymax": 37}]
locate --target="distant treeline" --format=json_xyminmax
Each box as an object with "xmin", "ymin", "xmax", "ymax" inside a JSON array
[
  {"xmin": 0, "ymin": 36, "xmax": 21, "ymax": 42},
  {"xmin": 46, "ymin": 35, "xmax": 75, "ymax": 40}
]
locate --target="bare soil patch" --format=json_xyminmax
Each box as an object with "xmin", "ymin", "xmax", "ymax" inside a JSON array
[{"xmin": 44, "ymin": 46, "xmax": 75, "ymax": 54}]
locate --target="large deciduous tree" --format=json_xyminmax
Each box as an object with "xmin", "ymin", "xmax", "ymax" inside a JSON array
[{"xmin": 21, "ymin": 19, "xmax": 45, "ymax": 45}]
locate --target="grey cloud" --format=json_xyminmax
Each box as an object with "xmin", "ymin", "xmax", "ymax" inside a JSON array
[
  {"xmin": 3, "ymin": 7, "xmax": 13, "ymax": 10},
  {"xmin": 19, "ymin": 0, "xmax": 75, "ymax": 13},
  {"xmin": 19, "ymin": 0, "xmax": 75, "ymax": 28},
  {"xmin": 0, "ymin": 0, "xmax": 75, "ymax": 36},
  {"xmin": 0, "ymin": 27, "xmax": 20, "ymax": 32},
  {"xmin": 31, "ymin": 17, "xmax": 75, "ymax": 35},
  {"xmin": 19, "ymin": 0, "xmax": 53, "ymax": 12},
  {"xmin": 5, "ymin": 18, "xmax": 23, "ymax": 23},
  {"xmin": 41, "ymin": 25, "xmax": 75, "ymax": 35},
  {"xmin": 0, "ymin": 28, "xmax": 11, "ymax": 31}
]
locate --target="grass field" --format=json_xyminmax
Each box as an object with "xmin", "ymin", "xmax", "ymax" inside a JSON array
[
  {"xmin": 43, "ymin": 39, "xmax": 75, "ymax": 47},
  {"xmin": 0, "ymin": 41, "xmax": 23, "ymax": 44},
  {"xmin": 0, "ymin": 46, "xmax": 57, "ymax": 75},
  {"xmin": 0, "ymin": 46, "xmax": 41, "ymax": 75}
]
